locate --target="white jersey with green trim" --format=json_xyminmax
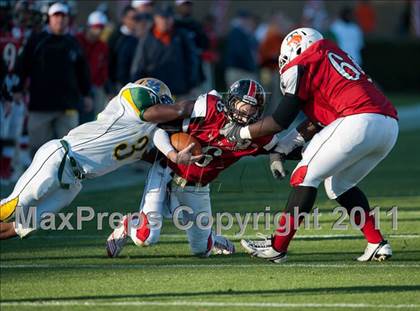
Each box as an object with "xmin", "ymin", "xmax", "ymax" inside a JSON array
[{"xmin": 62, "ymin": 83, "xmax": 157, "ymax": 178}]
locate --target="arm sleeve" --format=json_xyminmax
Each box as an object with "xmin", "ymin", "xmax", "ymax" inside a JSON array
[
  {"xmin": 152, "ymin": 128, "xmax": 175, "ymax": 156},
  {"xmin": 272, "ymin": 94, "xmax": 302, "ymax": 129},
  {"xmin": 279, "ymin": 65, "xmax": 304, "ymax": 97},
  {"xmin": 121, "ymin": 87, "xmax": 155, "ymax": 120}
]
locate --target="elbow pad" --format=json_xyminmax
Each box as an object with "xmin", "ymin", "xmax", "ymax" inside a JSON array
[{"xmin": 272, "ymin": 94, "xmax": 302, "ymax": 130}]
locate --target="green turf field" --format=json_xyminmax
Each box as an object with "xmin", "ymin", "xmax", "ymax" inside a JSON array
[{"xmin": 1, "ymin": 129, "xmax": 420, "ymax": 310}]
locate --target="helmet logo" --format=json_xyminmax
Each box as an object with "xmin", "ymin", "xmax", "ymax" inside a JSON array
[
  {"xmin": 145, "ymin": 79, "xmax": 161, "ymax": 94},
  {"xmin": 287, "ymin": 33, "xmax": 302, "ymax": 46}
]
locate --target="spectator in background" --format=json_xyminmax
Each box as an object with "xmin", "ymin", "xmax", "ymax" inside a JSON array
[
  {"xmin": 175, "ymin": 0, "xmax": 209, "ymax": 92},
  {"xmin": 130, "ymin": 6, "xmax": 200, "ymax": 99},
  {"xmin": 302, "ymin": 0, "xmax": 328, "ymax": 33},
  {"xmin": 107, "ymin": 5, "xmax": 137, "ymax": 95},
  {"xmin": 398, "ymin": 0, "xmax": 420, "ymax": 36},
  {"xmin": 131, "ymin": 0, "xmax": 154, "ymax": 32},
  {"xmin": 132, "ymin": 0, "xmax": 155, "ymax": 15},
  {"xmin": 330, "ymin": 7, "xmax": 364, "ymax": 65},
  {"xmin": 15, "ymin": 2, "xmax": 92, "ymax": 155},
  {"xmin": 258, "ymin": 12, "xmax": 292, "ymax": 114},
  {"xmin": 201, "ymin": 14, "xmax": 220, "ymax": 90},
  {"xmin": 355, "ymin": 0, "xmax": 376, "ymax": 34},
  {"xmin": 76, "ymin": 11, "xmax": 109, "ymax": 122},
  {"xmin": 224, "ymin": 10, "xmax": 258, "ymax": 87},
  {"xmin": 116, "ymin": 13, "xmax": 150, "ymax": 87}
]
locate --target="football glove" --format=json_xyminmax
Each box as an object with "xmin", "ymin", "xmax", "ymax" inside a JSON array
[
  {"xmin": 269, "ymin": 153, "xmax": 288, "ymax": 179},
  {"xmin": 220, "ymin": 121, "xmax": 243, "ymax": 143}
]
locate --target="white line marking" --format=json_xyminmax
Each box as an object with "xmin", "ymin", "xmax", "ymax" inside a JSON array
[
  {"xmin": 1, "ymin": 301, "xmax": 419, "ymax": 309},
  {"xmin": 25, "ymin": 233, "xmax": 420, "ymax": 240},
  {"xmin": 2, "ymin": 263, "xmax": 420, "ymax": 269}
]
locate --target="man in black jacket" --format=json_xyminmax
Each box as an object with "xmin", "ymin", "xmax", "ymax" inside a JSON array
[
  {"xmin": 15, "ymin": 2, "xmax": 92, "ymax": 155},
  {"xmin": 130, "ymin": 6, "xmax": 200, "ymax": 99}
]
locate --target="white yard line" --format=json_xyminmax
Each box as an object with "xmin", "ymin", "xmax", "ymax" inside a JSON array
[
  {"xmin": 1, "ymin": 263, "xmax": 420, "ymax": 269},
  {"xmin": 0, "ymin": 301, "xmax": 419, "ymax": 309},
  {"xmin": 25, "ymin": 233, "xmax": 420, "ymax": 240}
]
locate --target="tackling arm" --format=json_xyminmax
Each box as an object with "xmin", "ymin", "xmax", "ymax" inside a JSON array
[{"xmin": 142, "ymin": 100, "xmax": 195, "ymax": 124}]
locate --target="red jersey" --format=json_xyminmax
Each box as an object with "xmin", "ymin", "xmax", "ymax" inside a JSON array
[
  {"xmin": 280, "ymin": 39, "xmax": 398, "ymax": 126},
  {"xmin": 0, "ymin": 28, "xmax": 25, "ymax": 72},
  {"xmin": 168, "ymin": 92, "xmax": 277, "ymax": 185},
  {"xmin": 76, "ymin": 33, "xmax": 109, "ymax": 87}
]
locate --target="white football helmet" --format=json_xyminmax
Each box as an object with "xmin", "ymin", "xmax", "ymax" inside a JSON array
[{"xmin": 278, "ymin": 27, "xmax": 323, "ymax": 71}]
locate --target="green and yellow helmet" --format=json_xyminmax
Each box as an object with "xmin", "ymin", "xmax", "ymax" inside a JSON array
[{"xmin": 135, "ymin": 78, "xmax": 174, "ymax": 105}]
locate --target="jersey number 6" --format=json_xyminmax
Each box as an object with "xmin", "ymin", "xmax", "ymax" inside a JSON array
[{"xmin": 328, "ymin": 52, "xmax": 363, "ymax": 81}]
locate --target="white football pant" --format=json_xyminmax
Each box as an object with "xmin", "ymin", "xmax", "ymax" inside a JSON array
[
  {"xmin": 291, "ymin": 113, "xmax": 399, "ymax": 198},
  {"xmin": 132, "ymin": 162, "xmax": 213, "ymax": 256},
  {"xmin": 0, "ymin": 139, "xmax": 82, "ymax": 237}
]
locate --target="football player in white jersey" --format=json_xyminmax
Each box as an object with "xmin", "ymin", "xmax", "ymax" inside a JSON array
[{"xmin": 0, "ymin": 78, "xmax": 201, "ymax": 240}]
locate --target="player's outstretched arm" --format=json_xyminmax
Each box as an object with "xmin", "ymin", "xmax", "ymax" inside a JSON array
[
  {"xmin": 221, "ymin": 95, "xmax": 302, "ymax": 141},
  {"xmin": 142, "ymin": 100, "xmax": 195, "ymax": 124}
]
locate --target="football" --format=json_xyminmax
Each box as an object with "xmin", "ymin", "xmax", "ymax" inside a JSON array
[{"xmin": 170, "ymin": 132, "xmax": 202, "ymax": 155}]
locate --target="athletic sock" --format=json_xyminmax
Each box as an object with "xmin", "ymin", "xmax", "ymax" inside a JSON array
[
  {"xmin": 272, "ymin": 186, "xmax": 317, "ymax": 252},
  {"xmin": 336, "ymin": 187, "xmax": 383, "ymax": 244}
]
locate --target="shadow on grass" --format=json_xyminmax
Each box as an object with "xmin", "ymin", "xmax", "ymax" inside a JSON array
[{"xmin": 2, "ymin": 285, "xmax": 420, "ymax": 303}]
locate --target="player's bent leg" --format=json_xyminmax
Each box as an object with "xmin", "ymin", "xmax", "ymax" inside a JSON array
[
  {"xmin": 171, "ymin": 184, "xmax": 225, "ymax": 257},
  {"xmin": 0, "ymin": 140, "xmax": 66, "ymax": 222},
  {"xmin": 131, "ymin": 163, "xmax": 170, "ymax": 246},
  {"xmin": 243, "ymin": 186, "xmax": 317, "ymax": 263},
  {"xmin": 324, "ymin": 115, "xmax": 398, "ymax": 261},
  {"xmin": 335, "ymin": 187, "xmax": 392, "ymax": 262},
  {"xmin": 106, "ymin": 163, "xmax": 170, "ymax": 257},
  {"xmin": 14, "ymin": 181, "xmax": 82, "ymax": 239}
]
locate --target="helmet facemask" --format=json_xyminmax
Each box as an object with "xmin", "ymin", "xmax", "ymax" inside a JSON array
[
  {"xmin": 226, "ymin": 79, "xmax": 266, "ymax": 126},
  {"xmin": 226, "ymin": 96, "xmax": 262, "ymax": 125}
]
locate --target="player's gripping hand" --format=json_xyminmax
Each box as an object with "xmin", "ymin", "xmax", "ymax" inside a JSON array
[
  {"xmin": 220, "ymin": 122, "xmax": 243, "ymax": 143},
  {"xmin": 269, "ymin": 153, "xmax": 288, "ymax": 179},
  {"xmin": 168, "ymin": 143, "xmax": 203, "ymax": 165}
]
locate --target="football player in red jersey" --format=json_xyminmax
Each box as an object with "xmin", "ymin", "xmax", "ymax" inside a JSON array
[
  {"xmin": 0, "ymin": 2, "xmax": 28, "ymax": 184},
  {"xmin": 106, "ymin": 79, "xmax": 295, "ymax": 258},
  {"xmin": 222, "ymin": 28, "xmax": 399, "ymax": 263}
]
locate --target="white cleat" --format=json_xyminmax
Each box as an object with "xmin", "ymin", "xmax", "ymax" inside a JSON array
[
  {"xmin": 106, "ymin": 216, "xmax": 128, "ymax": 258},
  {"xmin": 241, "ymin": 233, "xmax": 272, "ymax": 254},
  {"xmin": 357, "ymin": 240, "xmax": 392, "ymax": 262},
  {"xmin": 212, "ymin": 235, "xmax": 236, "ymax": 255},
  {"xmin": 241, "ymin": 235, "xmax": 288, "ymax": 263}
]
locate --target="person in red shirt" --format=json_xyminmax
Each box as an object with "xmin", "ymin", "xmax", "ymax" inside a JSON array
[
  {"xmin": 76, "ymin": 11, "xmax": 109, "ymax": 121},
  {"xmin": 106, "ymin": 79, "xmax": 290, "ymax": 258},
  {"xmin": 222, "ymin": 28, "xmax": 399, "ymax": 263}
]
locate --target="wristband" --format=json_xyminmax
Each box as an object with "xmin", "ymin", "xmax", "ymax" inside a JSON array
[{"xmin": 240, "ymin": 126, "xmax": 252, "ymax": 140}]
